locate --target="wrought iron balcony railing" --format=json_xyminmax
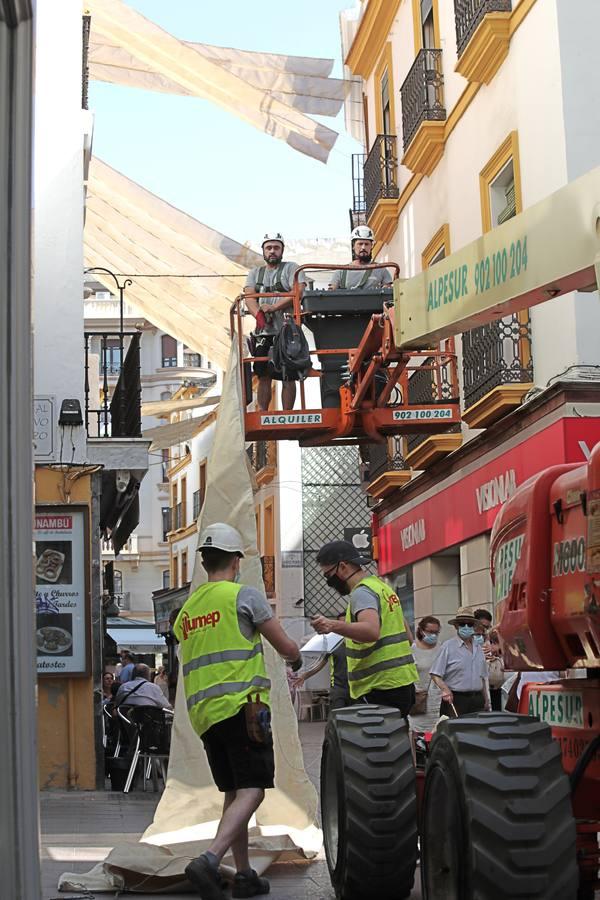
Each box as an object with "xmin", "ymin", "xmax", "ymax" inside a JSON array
[
  {"xmin": 406, "ymin": 345, "xmax": 461, "ymax": 452},
  {"xmin": 349, "ymin": 152, "xmax": 367, "ymax": 231},
  {"xmin": 364, "ymin": 135, "xmax": 400, "ymax": 218},
  {"xmin": 247, "ymin": 440, "xmax": 276, "ymax": 473},
  {"xmin": 84, "ymin": 331, "xmax": 142, "ymax": 439},
  {"xmin": 400, "ymin": 49, "xmax": 446, "ymax": 150},
  {"xmin": 369, "ymin": 444, "xmax": 410, "ymax": 482},
  {"xmin": 454, "ymin": 0, "xmax": 512, "ymax": 57},
  {"xmin": 462, "ymin": 313, "xmax": 533, "ymax": 410},
  {"xmin": 193, "ymin": 489, "xmax": 203, "ymax": 520}
]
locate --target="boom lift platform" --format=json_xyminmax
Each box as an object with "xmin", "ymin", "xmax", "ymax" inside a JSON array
[{"xmin": 230, "ymin": 262, "xmax": 460, "ymax": 445}]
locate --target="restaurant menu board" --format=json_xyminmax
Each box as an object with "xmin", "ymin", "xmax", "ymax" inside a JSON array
[{"xmin": 35, "ymin": 509, "xmax": 88, "ymax": 675}]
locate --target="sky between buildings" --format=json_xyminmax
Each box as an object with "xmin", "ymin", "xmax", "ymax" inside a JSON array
[{"xmin": 89, "ymin": 0, "xmax": 361, "ymax": 253}]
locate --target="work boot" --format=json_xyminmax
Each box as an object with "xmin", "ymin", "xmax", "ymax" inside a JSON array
[
  {"xmin": 185, "ymin": 855, "xmax": 227, "ymax": 900},
  {"xmin": 232, "ymin": 869, "xmax": 270, "ymax": 898}
]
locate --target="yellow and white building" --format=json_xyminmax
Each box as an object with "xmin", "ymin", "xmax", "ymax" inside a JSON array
[{"xmin": 342, "ymin": 0, "xmax": 600, "ymax": 630}]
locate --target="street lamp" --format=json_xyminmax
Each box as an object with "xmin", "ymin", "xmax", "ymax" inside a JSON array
[{"xmin": 84, "ymin": 266, "xmax": 132, "ymax": 337}]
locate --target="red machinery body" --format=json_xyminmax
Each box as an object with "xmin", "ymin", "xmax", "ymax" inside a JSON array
[
  {"xmin": 232, "ymin": 263, "xmax": 461, "ymax": 446},
  {"xmin": 490, "ymin": 444, "xmax": 600, "ymax": 888}
]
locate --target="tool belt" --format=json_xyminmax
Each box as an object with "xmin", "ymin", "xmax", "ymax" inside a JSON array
[{"xmin": 244, "ymin": 694, "xmax": 272, "ymax": 744}]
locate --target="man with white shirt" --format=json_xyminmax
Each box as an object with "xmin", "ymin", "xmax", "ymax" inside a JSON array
[{"xmin": 430, "ymin": 606, "xmax": 491, "ymax": 717}]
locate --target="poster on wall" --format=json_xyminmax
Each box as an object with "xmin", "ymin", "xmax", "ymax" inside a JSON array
[{"xmin": 35, "ymin": 508, "xmax": 88, "ymax": 675}]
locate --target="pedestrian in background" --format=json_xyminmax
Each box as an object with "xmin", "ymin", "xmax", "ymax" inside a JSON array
[
  {"xmin": 485, "ymin": 629, "xmax": 505, "ymax": 711},
  {"xmin": 154, "ymin": 665, "xmax": 169, "ymax": 701},
  {"xmin": 430, "ymin": 607, "xmax": 491, "ymax": 717},
  {"xmin": 408, "ymin": 616, "xmax": 442, "ymax": 734},
  {"xmin": 311, "ymin": 541, "xmax": 418, "ymax": 718},
  {"xmin": 117, "ymin": 649, "xmax": 136, "ymax": 684}
]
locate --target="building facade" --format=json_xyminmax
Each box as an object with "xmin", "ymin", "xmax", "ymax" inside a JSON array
[{"xmin": 342, "ymin": 0, "xmax": 600, "ymax": 636}]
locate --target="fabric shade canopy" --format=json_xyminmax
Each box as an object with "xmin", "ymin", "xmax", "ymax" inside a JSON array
[
  {"xmin": 141, "ymin": 394, "xmax": 221, "ymax": 419},
  {"xmin": 107, "ymin": 627, "xmax": 166, "ymax": 652},
  {"xmin": 84, "ymin": 158, "xmax": 261, "ymax": 369},
  {"xmin": 143, "ymin": 413, "xmax": 214, "ymax": 451},
  {"xmin": 87, "ymin": 0, "xmax": 342, "ymax": 161}
]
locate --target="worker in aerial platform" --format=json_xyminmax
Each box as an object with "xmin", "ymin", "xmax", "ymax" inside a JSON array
[
  {"xmin": 244, "ymin": 232, "xmax": 305, "ymax": 412},
  {"xmin": 176, "ymin": 523, "xmax": 302, "ymax": 900},
  {"xmin": 311, "ymin": 540, "xmax": 418, "ymax": 718},
  {"xmin": 328, "ymin": 225, "xmax": 393, "ymax": 291}
]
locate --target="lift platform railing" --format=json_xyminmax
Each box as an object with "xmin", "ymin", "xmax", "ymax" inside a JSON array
[{"xmin": 230, "ymin": 263, "xmax": 460, "ymax": 445}]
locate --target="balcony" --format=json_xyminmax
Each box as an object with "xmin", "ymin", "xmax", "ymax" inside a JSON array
[
  {"xmin": 113, "ymin": 591, "xmax": 131, "ymax": 611},
  {"xmin": 454, "ymin": 0, "xmax": 512, "ymax": 84},
  {"xmin": 101, "ymin": 535, "xmax": 139, "ymax": 557},
  {"xmin": 364, "ymin": 135, "xmax": 400, "ymax": 219},
  {"xmin": 366, "ymin": 444, "xmax": 412, "ymax": 502},
  {"xmin": 461, "ymin": 314, "xmax": 534, "ymax": 429},
  {"xmin": 261, "ymin": 555, "xmax": 276, "ymax": 599},
  {"xmin": 405, "ymin": 346, "xmax": 462, "ymax": 468},
  {"xmin": 400, "ymin": 49, "xmax": 446, "ymax": 176},
  {"xmin": 247, "ymin": 440, "xmax": 277, "ymax": 486},
  {"xmin": 349, "ymin": 152, "xmax": 367, "ymax": 231},
  {"xmin": 84, "ymin": 331, "xmax": 142, "ymax": 439}
]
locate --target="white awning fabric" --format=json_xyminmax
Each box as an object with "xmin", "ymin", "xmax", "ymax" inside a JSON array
[
  {"xmin": 84, "ymin": 158, "xmax": 261, "ymax": 369},
  {"xmin": 87, "ymin": 0, "xmax": 342, "ymax": 161},
  {"xmin": 141, "ymin": 394, "xmax": 221, "ymax": 419},
  {"xmin": 107, "ymin": 627, "xmax": 166, "ymax": 652},
  {"xmin": 143, "ymin": 413, "xmax": 214, "ymax": 451}
]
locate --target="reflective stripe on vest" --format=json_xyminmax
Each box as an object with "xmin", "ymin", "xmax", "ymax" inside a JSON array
[
  {"xmin": 173, "ymin": 581, "xmax": 270, "ymax": 736},
  {"xmin": 345, "ymin": 575, "xmax": 418, "ymax": 700}
]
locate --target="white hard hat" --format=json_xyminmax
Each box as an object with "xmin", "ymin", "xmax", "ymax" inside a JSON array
[
  {"xmin": 198, "ymin": 523, "xmax": 245, "ymax": 556},
  {"xmin": 262, "ymin": 232, "xmax": 285, "ymax": 248},
  {"xmin": 351, "ymin": 225, "xmax": 375, "ymax": 242}
]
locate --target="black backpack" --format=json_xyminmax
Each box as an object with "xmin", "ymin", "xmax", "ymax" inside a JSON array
[{"xmin": 271, "ymin": 319, "xmax": 311, "ymax": 381}]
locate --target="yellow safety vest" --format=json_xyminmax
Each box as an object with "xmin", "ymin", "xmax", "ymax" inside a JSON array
[
  {"xmin": 345, "ymin": 575, "xmax": 418, "ymax": 700},
  {"xmin": 173, "ymin": 581, "xmax": 270, "ymax": 737}
]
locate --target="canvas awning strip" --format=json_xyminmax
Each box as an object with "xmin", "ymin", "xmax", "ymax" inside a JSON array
[
  {"xmin": 84, "ymin": 158, "xmax": 262, "ymax": 369},
  {"xmin": 143, "ymin": 414, "xmax": 214, "ymax": 451},
  {"xmin": 87, "ymin": 0, "xmax": 339, "ymax": 162},
  {"xmin": 141, "ymin": 395, "xmax": 221, "ymax": 419}
]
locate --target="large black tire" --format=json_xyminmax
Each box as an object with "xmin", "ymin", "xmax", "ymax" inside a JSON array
[
  {"xmin": 421, "ymin": 712, "xmax": 578, "ymax": 900},
  {"xmin": 320, "ymin": 704, "xmax": 417, "ymax": 900}
]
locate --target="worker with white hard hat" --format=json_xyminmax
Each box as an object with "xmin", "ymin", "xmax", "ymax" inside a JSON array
[
  {"xmin": 175, "ymin": 522, "xmax": 301, "ymax": 900},
  {"xmin": 329, "ymin": 225, "xmax": 393, "ymax": 291},
  {"xmin": 243, "ymin": 232, "xmax": 306, "ymax": 412}
]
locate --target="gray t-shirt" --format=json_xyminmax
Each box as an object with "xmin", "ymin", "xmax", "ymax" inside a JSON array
[
  {"xmin": 348, "ymin": 584, "xmax": 381, "ymax": 621},
  {"xmin": 237, "ymin": 585, "xmax": 273, "ymax": 640},
  {"xmin": 329, "ymin": 266, "xmax": 392, "ymax": 291},
  {"xmin": 245, "ymin": 261, "xmax": 305, "ymax": 331}
]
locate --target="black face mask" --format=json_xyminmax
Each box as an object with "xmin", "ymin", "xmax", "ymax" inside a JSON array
[{"xmin": 326, "ymin": 572, "xmax": 351, "ymax": 596}]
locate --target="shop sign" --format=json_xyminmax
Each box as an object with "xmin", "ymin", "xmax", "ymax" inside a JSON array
[
  {"xmin": 260, "ymin": 413, "xmax": 322, "ymax": 425},
  {"xmin": 378, "ymin": 417, "xmax": 600, "ymax": 575},
  {"xmin": 33, "ymin": 395, "xmax": 56, "ymax": 462},
  {"xmin": 396, "ymin": 167, "xmax": 600, "ymax": 348},
  {"xmin": 344, "ymin": 528, "xmax": 372, "ymax": 557},
  {"xmin": 35, "ymin": 507, "xmax": 88, "ymax": 675},
  {"xmin": 528, "ymin": 689, "xmax": 584, "ymax": 729},
  {"xmin": 282, "ymin": 551, "xmax": 304, "ymax": 568}
]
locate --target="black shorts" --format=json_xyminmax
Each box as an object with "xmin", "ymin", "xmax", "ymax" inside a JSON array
[
  {"xmin": 359, "ymin": 683, "xmax": 416, "ymax": 718},
  {"xmin": 201, "ymin": 708, "xmax": 275, "ymax": 792},
  {"xmin": 252, "ymin": 332, "xmax": 295, "ymax": 382}
]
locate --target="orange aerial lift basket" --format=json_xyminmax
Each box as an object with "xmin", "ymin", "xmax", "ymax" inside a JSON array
[{"xmin": 230, "ymin": 263, "xmax": 462, "ymax": 446}]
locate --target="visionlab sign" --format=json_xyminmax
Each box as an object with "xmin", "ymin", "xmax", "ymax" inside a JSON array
[{"xmin": 378, "ymin": 418, "xmax": 600, "ymax": 575}]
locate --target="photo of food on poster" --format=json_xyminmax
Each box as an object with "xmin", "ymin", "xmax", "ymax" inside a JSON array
[{"xmin": 35, "ymin": 509, "xmax": 87, "ymax": 675}]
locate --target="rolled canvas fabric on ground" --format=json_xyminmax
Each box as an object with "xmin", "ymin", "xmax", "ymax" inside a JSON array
[{"xmin": 59, "ymin": 341, "xmax": 321, "ymax": 893}]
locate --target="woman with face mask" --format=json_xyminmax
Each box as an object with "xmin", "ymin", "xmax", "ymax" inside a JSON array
[
  {"xmin": 430, "ymin": 607, "xmax": 491, "ymax": 717},
  {"xmin": 408, "ymin": 616, "xmax": 443, "ymax": 734}
]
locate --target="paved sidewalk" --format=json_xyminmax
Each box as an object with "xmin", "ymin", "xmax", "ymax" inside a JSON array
[{"xmin": 41, "ymin": 721, "xmax": 423, "ymax": 900}]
